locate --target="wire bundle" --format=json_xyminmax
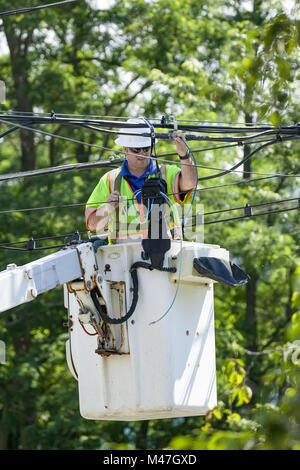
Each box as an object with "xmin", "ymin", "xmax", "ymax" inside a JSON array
[
  {"xmin": 0, "ymin": 111, "xmax": 299, "ymax": 250},
  {"xmin": 0, "ymin": 0, "xmax": 77, "ymax": 18}
]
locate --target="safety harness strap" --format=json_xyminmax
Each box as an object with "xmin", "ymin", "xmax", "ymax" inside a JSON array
[{"xmin": 108, "ymin": 165, "xmax": 171, "ymax": 243}]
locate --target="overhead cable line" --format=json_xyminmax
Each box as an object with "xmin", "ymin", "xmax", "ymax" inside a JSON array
[
  {"xmin": 0, "ymin": 194, "xmax": 298, "ymax": 220},
  {"xmin": 1, "ymin": 151, "xmax": 299, "ymax": 183},
  {"xmin": 0, "ymin": 231, "xmax": 87, "ymax": 246},
  {"xmin": 190, "ymin": 205, "xmax": 299, "ymax": 227},
  {"xmin": 0, "ymin": 117, "xmax": 126, "ymax": 154},
  {"xmin": 201, "ymin": 197, "xmax": 299, "ymax": 216},
  {"xmin": 196, "ymin": 164, "xmax": 300, "ymax": 178},
  {"xmin": 0, "ymin": 203, "xmax": 298, "ymax": 252},
  {"xmin": 1, "ymin": 116, "xmax": 300, "ymax": 179},
  {"xmin": 0, "ymin": 158, "xmax": 299, "ymax": 216},
  {"xmin": 197, "ymin": 136, "xmax": 300, "ymax": 182},
  {"xmin": 0, "ymin": 110, "xmax": 276, "ymax": 126},
  {"xmin": 0, "ymin": 243, "xmax": 65, "ymax": 251},
  {"xmin": 0, "ymin": 158, "xmax": 123, "ymax": 182},
  {"xmin": 0, "ymin": 115, "xmax": 300, "ymax": 165},
  {"xmin": 2, "ymin": 113, "xmax": 300, "ymax": 136},
  {"xmin": 131, "ymin": 136, "xmax": 299, "ymax": 180},
  {"xmin": 0, "ymin": 0, "xmax": 77, "ymax": 17},
  {"xmin": 1, "ymin": 113, "xmax": 299, "ymax": 150},
  {"xmin": 0, "ymin": 137, "xmax": 299, "ymax": 183},
  {"xmin": 0, "ymin": 230, "xmax": 88, "ymax": 251}
]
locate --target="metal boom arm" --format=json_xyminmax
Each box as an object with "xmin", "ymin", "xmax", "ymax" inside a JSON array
[{"xmin": 0, "ymin": 243, "xmax": 97, "ymax": 313}]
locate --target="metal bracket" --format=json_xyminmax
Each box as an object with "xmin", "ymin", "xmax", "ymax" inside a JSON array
[{"xmin": 76, "ymin": 243, "xmax": 98, "ymax": 291}]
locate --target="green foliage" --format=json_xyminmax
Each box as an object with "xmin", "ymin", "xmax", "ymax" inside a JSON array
[{"xmin": 0, "ymin": 0, "xmax": 299, "ymax": 450}]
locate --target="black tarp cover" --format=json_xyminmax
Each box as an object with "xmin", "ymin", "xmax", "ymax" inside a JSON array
[{"xmin": 193, "ymin": 257, "xmax": 250, "ymax": 287}]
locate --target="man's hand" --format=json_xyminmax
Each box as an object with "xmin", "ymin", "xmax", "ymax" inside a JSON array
[
  {"xmin": 173, "ymin": 132, "xmax": 197, "ymax": 192},
  {"xmin": 173, "ymin": 131, "xmax": 188, "ymax": 157},
  {"xmin": 106, "ymin": 191, "xmax": 120, "ymax": 212},
  {"xmin": 87, "ymin": 191, "xmax": 120, "ymax": 232}
]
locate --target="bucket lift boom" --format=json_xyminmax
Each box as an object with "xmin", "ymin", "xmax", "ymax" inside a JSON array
[
  {"xmin": 0, "ymin": 238, "xmax": 249, "ymax": 421},
  {"xmin": 0, "ymin": 242, "xmax": 98, "ymax": 313}
]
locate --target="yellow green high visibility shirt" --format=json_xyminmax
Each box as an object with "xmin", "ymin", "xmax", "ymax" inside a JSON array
[{"xmin": 85, "ymin": 162, "xmax": 193, "ymax": 242}]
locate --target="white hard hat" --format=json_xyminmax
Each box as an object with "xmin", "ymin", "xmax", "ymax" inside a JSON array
[{"xmin": 115, "ymin": 118, "xmax": 156, "ymax": 147}]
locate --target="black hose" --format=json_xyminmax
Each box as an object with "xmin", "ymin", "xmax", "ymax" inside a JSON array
[
  {"xmin": 91, "ymin": 265, "xmax": 140, "ymax": 325},
  {"xmin": 91, "ymin": 261, "xmax": 176, "ymax": 325}
]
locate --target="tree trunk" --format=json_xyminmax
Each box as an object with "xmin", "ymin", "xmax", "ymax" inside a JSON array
[
  {"xmin": 245, "ymin": 275, "xmax": 258, "ymax": 352},
  {"xmin": 3, "ymin": 21, "xmax": 36, "ymax": 171},
  {"xmin": 285, "ymin": 265, "xmax": 296, "ymax": 322},
  {"xmin": 0, "ymin": 405, "xmax": 8, "ymax": 450},
  {"xmin": 135, "ymin": 420, "xmax": 149, "ymax": 450},
  {"xmin": 243, "ymin": 113, "xmax": 253, "ymax": 179}
]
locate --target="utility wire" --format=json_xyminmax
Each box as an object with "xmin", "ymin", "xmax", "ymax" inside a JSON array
[
  {"xmin": 201, "ymin": 197, "xmax": 299, "ymax": 216},
  {"xmin": 0, "ymin": 113, "xmax": 298, "ymax": 245},
  {"xmin": 0, "ymin": 0, "xmax": 77, "ymax": 17},
  {"xmin": 0, "ymin": 117, "xmax": 126, "ymax": 154},
  {"xmin": 0, "ymin": 244, "xmax": 66, "ymax": 251},
  {"xmin": 0, "ymin": 197, "xmax": 298, "ymax": 234},
  {"xmin": 134, "ymin": 141, "xmax": 300, "ymax": 178},
  {"xmin": 0, "ymin": 117, "xmax": 274, "ymax": 148},
  {"xmin": 195, "ymin": 205, "xmax": 299, "ymax": 227},
  {"xmin": 2, "ymin": 113, "xmax": 300, "ymax": 137},
  {"xmin": 0, "ymin": 197, "xmax": 298, "ymax": 250},
  {"xmin": 184, "ymin": 198, "xmax": 300, "ymax": 226},
  {"xmin": 0, "ymin": 175, "xmax": 298, "ymax": 215},
  {"xmin": 0, "ymin": 158, "xmax": 123, "ymax": 182},
  {"xmin": 1, "ymin": 117, "xmax": 300, "ymax": 180},
  {"xmin": 0, "ymin": 110, "xmax": 276, "ymax": 126},
  {"xmin": 196, "ymin": 174, "xmax": 292, "ymax": 192},
  {"xmin": 0, "ymin": 139, "xmax": 299, "ymax": 183},
  {"xmin": 0, "ymin": 231, "xmax": 88, "ymax": 247},
  {"xmin": 197, "ymin": 136, "xmax": 299, "ymax": 182},
  {"xmin": 0, "ymin": 113, "xmax": 287, "ymax": 134},
  {"xmin": 0, "ymin": 203, "xmax": 298, "ymax": 252}
]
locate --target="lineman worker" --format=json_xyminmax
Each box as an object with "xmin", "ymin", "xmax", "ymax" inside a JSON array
[{"xmin": 85, "ymin": 118, "xmax": 197, "ymax": 242}]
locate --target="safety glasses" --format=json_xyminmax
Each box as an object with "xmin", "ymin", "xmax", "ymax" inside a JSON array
[{"xmin": 128, "ymin": 147, "xmax": 151, "ymax": 154}]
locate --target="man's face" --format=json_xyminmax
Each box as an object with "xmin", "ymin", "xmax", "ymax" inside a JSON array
[{"xmin": 124, "ymin": 146, "xmax": 151, "ymax": 171}]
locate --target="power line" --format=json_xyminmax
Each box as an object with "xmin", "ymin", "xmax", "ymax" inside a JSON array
[
  {"xmin": 0, "ymin": 231, "xmax": 87, "ymax": 246},
  {"xmin": 0, "ymin": 177, "xmax": 286, "ymax": 216},
  {"xmin": 0, "ymin": 230, "xmax": 89, "ymax": 250},
  {"xmin": 185, "ymin": 205, "xmax": 299, "ymax": 228},
  {"xmin": 197, "ymin": 136, "xmax": 300, "ymax": 182},
  {"xmin": 0, "ymin": 0, "xmax": 77, "ymax": 18},
  {"xmin": 0, "ymin": 110, "xmax": 276, "ymax": 126},
  {"xmin": 0, "ymin": 137, "xmax": 299, "ymax": 183},
  {"xmin": 1, "ymin": 116, "xmax": 300, "ymax": 180},
  {"xmin": 0, "ymin": 157, "xmax": 123, "ymax": 182},
  {"xmin": 0, "ymin": 201, "xmax": 89, "ymax": 215},
  {"xmin": 0, "ymin": 194, "xmax": 298, "ymax": 222},
  {"xmin": 0, "ymin": 117, "xmax": 126, "ymax": 153},
  {"xmin": 0, "ymin": 164, "xmax": 299, "ymax": 217},
  {"xmin": 0, "ymin": 198, "xmax": 298, "ymax": 251},
  {"xmin": 203, "ymin": 206, "xmax": 299, "ymax": 226},
  {"xmin": 144, "ymin": 143, "xmax": 300, "ymax": 178},
  {"xmin": 0, "ymin": 203, "xmax": 298, "ymax": 252},
  {"xmin": 0, "ymin": 113, "xmax": 277, "ymax": 131},
  {"xmin": 201, "ymin": 197, "xmax": 299, "ymax": 216},
  {"xmin": 2, "ymin": 113, "xmax": 300, "ymax": 136},
  {"xmin": 0, "ymin": 243, "xmax": 65, "ymax": 251},
  {"xmin": 196, "ymin": 164, "xmax": 300, "ymax": 178},
  {"xmin": 196, "ymin": 175, "xmax": 289, "ymax": 192}
]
